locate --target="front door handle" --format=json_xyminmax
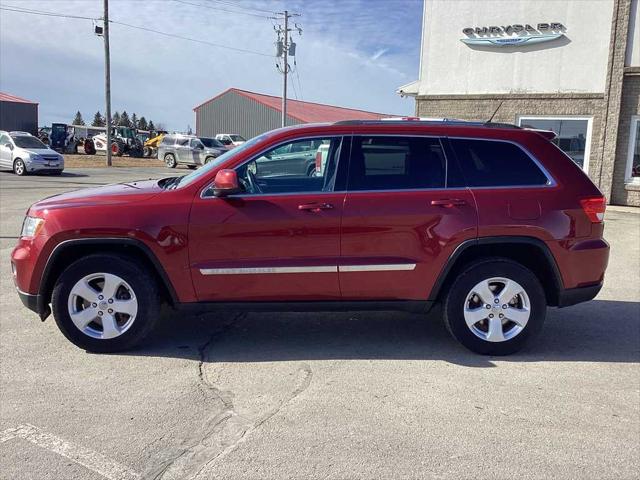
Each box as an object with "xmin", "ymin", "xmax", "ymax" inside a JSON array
[
  {"xmin": 431, "ymin": 198, "xmax": 467, "ymax": 207},
  {"xmin": 298, "ymin": 202, "xmax": 334, "ymax": 212}
]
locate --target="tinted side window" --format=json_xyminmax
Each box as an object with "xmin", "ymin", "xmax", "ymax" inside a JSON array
[
  {"xmin": 450, "ymin": 139, "xmax": 548, "ymax": 187},
  {"xmin": 235, "ymin": 137, "xmax": 344, "ymax": 195},
  {"xmin": 348, "ymin": 136, "xmax": 446, "ymax": 190}
]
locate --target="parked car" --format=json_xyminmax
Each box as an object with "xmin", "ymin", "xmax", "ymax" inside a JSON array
[
  {"xmin": 0, "ymin": 130, "xmax": 64, "ymax": 175},
  {"xmin": 215, "ymin": 133, "xmax": 246, "ymax": 148},
  {"xmin": 253, "ymin": 138, "xmax": 323, "ymax": 177},
  {"xmin": 158, "ymin": 134, "xmax": 225, "ymax": 169},
  {"xmin": 12, "ymin": 120, "xmax": 609, "ymax": 355}
]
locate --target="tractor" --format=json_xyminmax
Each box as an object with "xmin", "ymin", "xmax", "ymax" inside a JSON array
[
  {"xmin": 84, "ymin": 126, "xmax": 144, "ymax": 157},
  {"xmin": 142, "ymin": 130, "xmax": 168, "ymax": 158}
]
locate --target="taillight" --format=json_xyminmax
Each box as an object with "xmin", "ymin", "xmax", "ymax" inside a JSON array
[
  {"xmin": 580, "ymin": 196, "xmax": 606, "ymax": 223},
  {"xmin": 315, "ymin": 151, "xmax": 322, "ymax": 173}
]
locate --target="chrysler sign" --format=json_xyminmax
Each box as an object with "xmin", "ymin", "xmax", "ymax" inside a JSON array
[{"xmin": 461, "ymin": 22, "xmax": 566, "ymax": 47}]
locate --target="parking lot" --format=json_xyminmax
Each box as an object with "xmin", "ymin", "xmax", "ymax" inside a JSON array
[{"xmin": 0, "ymin": 168, "xmax": 638, "ymax": 480}]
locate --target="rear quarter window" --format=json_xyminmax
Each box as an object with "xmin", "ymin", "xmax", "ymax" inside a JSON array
[
  {"xmin": 450, "ymin": 139, "xmax": 549, "ymax": 187},
  {"xmin": 161, "ymin": 137, "xmax": 175, "ymax": 146}
]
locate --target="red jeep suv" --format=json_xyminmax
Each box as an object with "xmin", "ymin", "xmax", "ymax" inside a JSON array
[{"xmin": 11, "ymin": 120, "xmax": 609, "ymax": 355}]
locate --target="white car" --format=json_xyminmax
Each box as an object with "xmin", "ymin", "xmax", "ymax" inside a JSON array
[
  {"xmin": 0, "ymin": 131, "xmax": 64, "ymax": 176},
  {"xmin": 215, "ymin": 133, "xmax": 246, "ymax": 148}
]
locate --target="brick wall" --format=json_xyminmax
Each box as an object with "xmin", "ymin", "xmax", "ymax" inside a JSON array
[{"xmin": 611, "ymin": 72, "xmax": 640, "ymax": 206}]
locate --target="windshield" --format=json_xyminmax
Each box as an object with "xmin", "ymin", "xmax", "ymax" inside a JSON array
[
  {"xmin": 175, "ymin": 133, "xmax": 269, "ymax": 188},
  {"xmin": 200, "ymin": 137, "xmax": 225, "ymax": 148},
  {"xmin": 230, "ymin": 135, "xmax": 246, "ymax": 142},
  {"xmin": 12, "ymin": 135, "xmax": 47, "ymax": 149}
]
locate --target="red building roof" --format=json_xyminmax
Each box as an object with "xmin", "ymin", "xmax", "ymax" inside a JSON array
[
  {"xmin": 0, "ymin": 92, "xmax": 37, "ymax": 104},
  {"xmin": 194, "ymin": 88, "xmax": 390, "ymax": 123}
]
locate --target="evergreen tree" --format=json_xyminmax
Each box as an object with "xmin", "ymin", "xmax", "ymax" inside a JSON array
[
  {"xmin": 138, "ymin": 116, "xmax": 148, "ymax": 131},
  {"xmin": 91, "ymin": 111, "xmax": 105, "ymax": 127},
  {"xmin": 148, "ymin": 120, "xmax": 155, "ymax": 131},
  {"xmin": 72, "ymin": 111, "xmax": 85, "ymax": 126},
  {"xmin": 112, "ymin": 111, "xmax": 121, "ymax": 127},
  {"xmin": 131, "ymin": 113, "xmax": 138, "ymax": 129},
  {"xmin": 120, "ymin": 111, "xmax": 131, "ymax": 127}
]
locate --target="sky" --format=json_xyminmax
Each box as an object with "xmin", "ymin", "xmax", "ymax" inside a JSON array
[{"xmin": 0, "ymin": 0, "xmax": 423, "ymax": 131}]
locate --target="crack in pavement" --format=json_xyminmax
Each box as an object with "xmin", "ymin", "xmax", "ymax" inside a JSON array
[
  {"xmin": 143, "ymin": 313, "xmax": 313, "ymax": 480},
  {"xmin": 191, "ymin": 363, "xmax": 313, "ymax": 480},
  {"xmin": 142, "ymin": 313, "xmax": 244, "ymax": 480}
]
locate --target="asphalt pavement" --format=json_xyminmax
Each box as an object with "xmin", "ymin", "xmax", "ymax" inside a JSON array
[{"xmin": 1, "ymin": 168, "xmax": 638, "ymax": 480}]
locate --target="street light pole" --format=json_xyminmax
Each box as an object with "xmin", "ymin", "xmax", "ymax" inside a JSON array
[{"xmin": 103, "ymin": 0, "xmax": 112, "ymax": 167}]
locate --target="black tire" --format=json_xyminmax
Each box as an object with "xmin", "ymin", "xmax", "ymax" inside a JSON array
[
  {"xmin": 143, "ymin": 146, "xmax": 152, "ymax": 157},
  {"xmin": 84, "ymin": 139, "xmax": 96, "ymax": 155},
  {"xmin": 204, "ymin": 156, "xmax": 215, "ymax": 165},
  {"xmin": 306, "ymin": 164, "xmax": 316, "ymax": 177},
  {"xmin": 13, "ymin": 159, "xmax": 27, "ymax": 176},
  {"xmin": 51, "ymin": 254, "xmax": 160, "ymax": 353},
  {"xmin": 165, "ymin": 153, "xmax": 177, "ymax": 168},
  {"xmin": 443, "ymin": 258, "xmax": 546, "ymax": 355},
  {"xmin": 113, "ymin": 140, "xmax": 125, "ymax": 157}
]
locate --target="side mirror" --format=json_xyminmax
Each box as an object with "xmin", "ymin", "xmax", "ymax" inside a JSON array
[
  {"xmin": 213, "ymin": 169, "xmax": 240, "ymax": 197},
  {"xmin": 4, "ymin": 143, "xmax": 13, "ymax": 150}
]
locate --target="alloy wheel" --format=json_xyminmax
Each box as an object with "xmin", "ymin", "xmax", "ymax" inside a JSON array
[
  {"xmin": 463, "ymin": 277, "xmax": 531, "ymax": 342},
  {"xmin": 14, "ymin": 160, "xmax": 25, "ymax": 175},
  {"xmin": 67, "ymin": 272, "xmax": 138, "ymax": 340}
]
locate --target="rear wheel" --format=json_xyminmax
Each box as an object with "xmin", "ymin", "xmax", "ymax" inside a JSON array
[
  {"xmin": 443, "ymin": 258, "xmax": 546, "ymax": 355},
  {"xmin": 51, "ymin": 254, "xmax": 160, "ymax": 352},
  {"xmin": 164, "ymin": 153, "xmax": 177, "ymax": 168},
  {"xmin": 84, "ymin": 139, "xmax": 96, "ymax": 155},
  {"xmin": 143, "ymin": 146, "xmax": 152, "ymax": 157},
  {"xmin": 306, "ymin": 164, "xmax": 316, "ymax": 177},
  {"xmin": 13, "ymin": 159, "xmax": 26, "ymax": 176},
  {"xmin": 112, "ymin": 141, "xmax": 124, "ymax": 157}
]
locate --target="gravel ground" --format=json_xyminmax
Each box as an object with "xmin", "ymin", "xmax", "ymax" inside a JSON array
[{"xmin": 0, "ymin": 168, "xmax": 638, "ymax": 480}]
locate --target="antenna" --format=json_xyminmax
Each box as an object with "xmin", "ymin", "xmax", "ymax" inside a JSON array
[{"xmin": 486, "ymin": 101, "xmax": 503, "ymax": 124}]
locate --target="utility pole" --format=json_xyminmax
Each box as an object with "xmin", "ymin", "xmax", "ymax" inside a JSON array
[
  {"xmin": 273, "ymin": 11, "xmax": 301, "ymax": 128},
  {"xmin": 103, "ymin": 0, "xmax": 112, "ymax": 167},
  {"xmin": 281, "ymin": 10, "xmax": 288, "ymax": 128}
]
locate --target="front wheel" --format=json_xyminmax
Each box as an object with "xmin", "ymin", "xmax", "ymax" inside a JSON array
[
  {"xmin": 51, "ymin": 254, "xmax": 160, "ymax": 352},
  {"xmin": 443, "ymin": 258, "xmax": 546, "ymax": 355},
  {"xmin": 13, "ymin": 159, "xmax": 27, "ymax": 176},
  {"xmin": 165, "ymin": 153, "xmax": 177, "ymax": 168}
]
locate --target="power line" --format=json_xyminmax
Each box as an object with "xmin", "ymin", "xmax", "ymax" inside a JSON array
[
  {"xmin": 203, "ymin": 0, "xmax": 277, "ymax": 15},
  {"xmin": 109, "ymin": 20, "xmax": 272, "ymax": 57},
  {"xmin": 0, "ymin": 4, "xmax": 273, "ymax": 57},
  {"xmin": 0, "ymin": 4, "xmax": 97, "ymax": 20},
  {"xmin": 172, "ymin": 0, "xmax": 271, "ymax": 19}
]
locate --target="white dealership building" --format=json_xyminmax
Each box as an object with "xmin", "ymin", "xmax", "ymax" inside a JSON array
[{"xmin": 399, "ymin": 0, "xmax": 640, "ymax": 206}]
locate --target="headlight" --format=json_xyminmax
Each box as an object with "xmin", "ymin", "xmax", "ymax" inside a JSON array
[
  {"xmin": 29, "ymin": 154, "xmax": 43, "ymax": 162},
  {"xmin": 21, "ymin": 216, "xmax": 45, "ymax": 238}
]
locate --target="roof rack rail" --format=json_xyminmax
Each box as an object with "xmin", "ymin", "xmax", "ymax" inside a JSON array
[{"xmin": 333, "ymin": 119, "xmax": 521, "ymax": 129}]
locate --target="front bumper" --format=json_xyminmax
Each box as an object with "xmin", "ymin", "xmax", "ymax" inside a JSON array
[
  {"xmin": 557, "ymin": 282, "xmax": 603, "ymax": 307},
  {"xmin": 16, "ymin": 288, "xmax": 51, "ymax": 320}
]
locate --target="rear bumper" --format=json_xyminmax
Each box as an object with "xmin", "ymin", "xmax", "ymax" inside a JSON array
[{"xmin": 557, "ymin": 282, "xmax": 603, "ymax": 307}]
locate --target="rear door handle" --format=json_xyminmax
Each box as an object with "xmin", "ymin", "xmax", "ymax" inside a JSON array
[
  {"xmin": 431, "ymin": 198, "xmax": 467, "ymax": 207},
  {"xmin": 298, "ymin": 202, "xmax": 334, "ymax": 212}
]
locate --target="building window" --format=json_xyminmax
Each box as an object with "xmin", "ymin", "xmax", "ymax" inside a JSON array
[
  {"xmin": 518, "ymin": 116, "xmax": 592, "ymax": 173},
  {"xmin": 626, "ymin": 116, "xmax": 640, "ymax": 184}
]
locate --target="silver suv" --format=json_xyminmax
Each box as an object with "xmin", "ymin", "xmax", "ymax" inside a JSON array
[
  {"xmin": 158, "ymin": 134, "xmax": 226, "ymax": 169},
  {"xmin": 0, "ymin": 130, "xmax": 64, "ymax": 175}
]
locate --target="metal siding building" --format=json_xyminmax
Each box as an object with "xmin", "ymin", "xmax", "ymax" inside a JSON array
[
  {"xmin": 194, "ymin": 88, "xmax": 388, "ymax": 139},
  {"xmin": 0, "ymin": 92, "xmax": 38, "ymax": 134}
]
